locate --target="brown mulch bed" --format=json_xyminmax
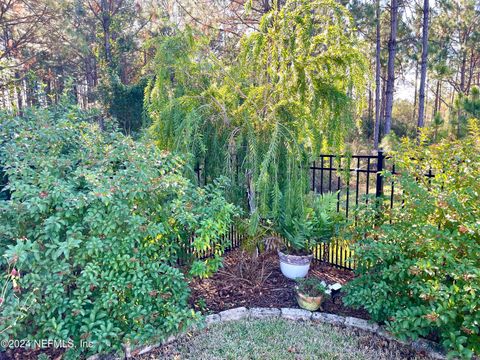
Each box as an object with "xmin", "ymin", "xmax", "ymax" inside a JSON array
[{"xmin": 189, "ymin": 248, "xmax": 370, "ymax": 320}]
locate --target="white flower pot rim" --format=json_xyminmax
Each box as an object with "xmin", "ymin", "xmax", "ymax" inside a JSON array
[{"xmin": 278, "ymin": 249, "xmax": 313, "ymax": 265}]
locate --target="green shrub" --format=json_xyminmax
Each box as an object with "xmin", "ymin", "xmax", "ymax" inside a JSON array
[
  {"xmin": 0, "ymin": 107, "xmax": 236, "ymax": 357},
  {"xmin": 344, "ymin": 123, "xmax": 480, "ymax": 358},
  {"xmin": 277, "ymin": 193, "xmax": 344, "ymax": 255},
  {"xmin": 295, "ymin": 277, "xmax": 328, "ymax": 297}
]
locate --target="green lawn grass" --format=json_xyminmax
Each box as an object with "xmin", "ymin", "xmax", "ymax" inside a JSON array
[{"xmin": 151, "ymin": 318, "xmax": 426, "ymax": 360}]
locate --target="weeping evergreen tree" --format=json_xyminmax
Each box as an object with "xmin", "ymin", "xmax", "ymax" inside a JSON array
[{"xmin": 145, "ymin": 0, "xmax": 368, "ymax": 226}]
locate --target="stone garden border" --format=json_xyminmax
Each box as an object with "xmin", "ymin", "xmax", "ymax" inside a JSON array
[{"xmin": 88, "ymin": 307, "xmax": 446, "ymax": 359}]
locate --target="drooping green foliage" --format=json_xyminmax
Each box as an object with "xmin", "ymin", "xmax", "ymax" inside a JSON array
[
  {"xmin": 145, "ymin": 31, "xmax": 219, "ymax": 170},
  {"xmin": 145, "ymin": 0, "xmax": 368, "ymax": 226},
  {"xmin": 0, "ymin": 106, "xmax": 236, "ymax": 356},
  {"xmin": 239, "ymin": 0, "xmax": 367, "ymax": 150},
  {"xmin": 344, "ymin": 123, "xmax": 480, "ymax": 359}
]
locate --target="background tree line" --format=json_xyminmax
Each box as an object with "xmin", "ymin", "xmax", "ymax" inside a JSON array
[{"xmin": 1, "ymin": 0, "xmax": 479, "ymax": 146}]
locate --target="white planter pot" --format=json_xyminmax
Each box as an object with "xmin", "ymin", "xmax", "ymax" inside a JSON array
[{"xmin": 278, "ymin": 250, "xmax": 313, "ymax": 279}]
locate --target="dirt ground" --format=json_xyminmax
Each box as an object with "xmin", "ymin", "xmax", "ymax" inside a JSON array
[{"xmin": 189, "ymin": 249, "xmax": 370, "ymax": 319}]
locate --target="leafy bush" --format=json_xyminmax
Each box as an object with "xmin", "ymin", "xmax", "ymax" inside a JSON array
[
  {"xmin": 0, "ymin": 107, "xmax": 236, "ymax": 357},
  {"xmin": 278, "ymin": 193, "xmax": 344, "ymax": 255},
  {"xmin": 296, "ymin": 277, "xmax": 328, "ymax": 297},
  {"xmin": 344, "ymin": 123, "xmax": 480, "ymax": 358}
]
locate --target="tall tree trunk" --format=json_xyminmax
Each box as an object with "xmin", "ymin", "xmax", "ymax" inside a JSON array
[
  {"xmin": 437, "ymin": 81, "xmax": 442, "ymax": 114},
  {"xmin": 383, "ymin": 0, "xmax": 399, "ymax": 135},
  {"xmin": 466, "ymin": 48, "xmax": 475, "ymax": 95},
  {"xmin": 15, "ymin": 71, "xmax": 23, "ymax": 115},
  {"xmin": 434, "ymin": 79, "xmax": 440, "ymax": 115},
  {"xmin": 120, "ymin": 55, "xmax": 128, "ymax": 83},
  {"xmin": 417, "ymin": 0, "xmax": 429, "ymax": 128},
  {"xmin": 93, "ymin": 57, "xmax": 98, "ymax": 87},
  {"xmin": 380, "ymin": 68, "xmax": 387, "ymax": 136},
  {"xmin": 85, "ymin": 56, "xmax": 96, "ymax": 105},
  {"xmin": 73, "ymin": 82, "xmax": 79, "ymax": 105},
  {"xmin": 45, "ymin": 75, "xmax": 53, "ymax": 105},
  {"xmin": 373, "ymin": 0, "xmax": 382, "ymax": 149},
  {"xmin": 57, "ymin": 65, "xmax": 65, "ymax": 103},
  {"xmin": 412, "ymin": 61, "xmax": 419, "ymax": 121},
  {"xmin": 460, "ymin": 52, "xmax": 466, "ymax": 94},
  {"xmin": 101, "ymin": 0, "xmax": 112, "ymax": 65},
  {"xmin": 367, "ymin": 83, "xmax": 373, "ymax": 122},
  {"xmin": 457, "ymin": 103, "xmax": 462, "ymax": 138},
  {"xmin": 424, "ymin": 76, "xmax": 430, "ymax": 123},
  {"xmin": 25, "ymin": 78, "xmax": 33, "ymax": 107},
  {"xmin": 451, "ymin": 71, "xmax": 459, "ymax": 108}
]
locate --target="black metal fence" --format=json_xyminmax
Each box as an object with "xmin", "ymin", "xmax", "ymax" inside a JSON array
[
  {"xmin": 176, "ymin": 225, "xmax": 245, "ymax": 266},
  {"xmin": 193, "ymin": 151, "xmax": 437, "ymax": 270},
  {"xmin": 195, "ymin": 151, "xmax": 396, "ymax": 216},
  {"xmin": 309, "ymin": 151, "xmax": 437, "ymax": 270},
  {"xmin": 193, "ymin": 151, "xmax": 398, "ymax": 270},
  {"xmin": 309, "ymin": 151, "xmax": 388, "ymax": 269},
  {"xmin": 311, "ymin": 152, "xmax": 387, "ymax": 217}
]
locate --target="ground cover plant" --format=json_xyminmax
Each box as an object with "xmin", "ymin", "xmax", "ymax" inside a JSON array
[
  {"xmin": 149, "ymin": 318, "xmax": 427, "ymax": 360},
  {"xmin": 0, "ymin": 106, "xmax": 236, "ymax": 358},
  {"xmin": 344, "ymin": 123, "xmax": 480, "ymax": 358}
]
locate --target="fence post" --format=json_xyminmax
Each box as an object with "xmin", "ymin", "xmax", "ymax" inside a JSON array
[{"xmin": 375, "ymin": 150, "xmax": 384, "ymax": 198}]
